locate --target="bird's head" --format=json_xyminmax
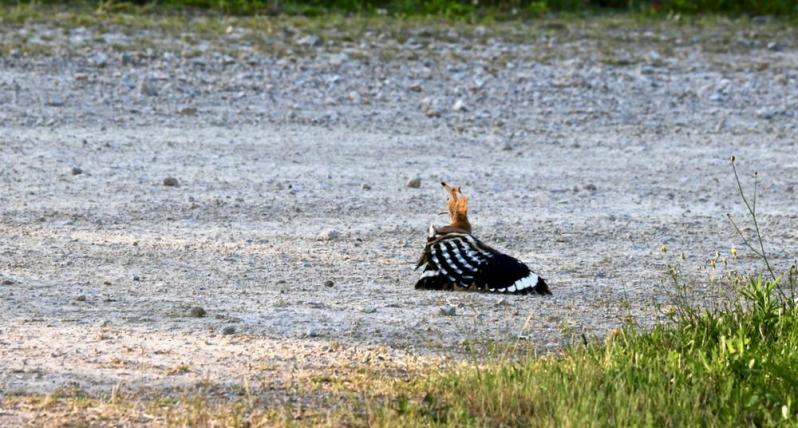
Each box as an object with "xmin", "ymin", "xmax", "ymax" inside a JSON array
[{"xmin": 441, "ymin": 182, "xmax": 471, "ymax": 233}]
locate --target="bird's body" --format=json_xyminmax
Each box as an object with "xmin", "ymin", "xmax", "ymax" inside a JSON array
[{"xmin": 414, "ymin": 183, "xmax": 551, "ymax": 295}]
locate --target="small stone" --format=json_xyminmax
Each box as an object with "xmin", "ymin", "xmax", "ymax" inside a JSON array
[
  {"xmin": 132, "ymin": 275, "xmax": 140, "ymax": 281},
  {"xmin": 452, "ymin": 99, "xmax": 467, "ymax": 112},
  {"xmin": 752, "ymin": 15, "xmax": 770, "ymax": 24},
  {"xmin": 495, "ymin": 298, "xmax": 510, "ymax": 307},
  {"xmin": 92, "ymin": 52, "xmax": 108, "ymax": 68},
  {"xmin": 348, "ymin": 91, "xmax": 362, "ymax": 104},
  {"xmin": 46, "ymin": 96, "xmax": 65, "ymax": 107},
  {"xmin": 163, "ymin": 177, "xmax": 180, "ymax": 187},
  {"xmin": 584, "ymin": 183, "xmax": 597, "ymax": 192},
  {"xmin": 71, "ymin": 167, "xmax": 83, "ymax": 175},
  {"xmin": 305, "ymin": 328, "xmax": 319, "ymax": 337},
  {"xmin": 409, "ymin": 82, "xmax": 422, "ymax": 92},
  {"xmin": 298, "ymin": 34, "xmax": 322, "ymax": 47},
  {"xmin": 439, "ymin": 305, "xmax": 456, "ymax": 316},
  {"xmin": 222, "ymin": 325, "xmax": 236, "ymax": 335},
  {"xmin": 361, "ymin": 183, "xmax": 371, "ymax": 190},
  {"xmin": 75, "ymin": 295, "xmax": 87, "ymax": 302},
  {"xmin": 177, "ymin": 106, "xmax": 197, "ymax": 115},
  {"xmin": 317, "ymin": 229, "xmax": 340, "ymax": 241},
  {"xmin": 406, "ymin": 177, "xmax": 422, "ymax": 188},
  {"xmin": 324, "ymin": 280, "xmax": 334, "ymax": 288},
  {"xmin": 1, "ymin": 279, "xmax": 14, "ymax": 286},
  {"xmin": 74, "ymin": 73, "xmax": 89, "ymax": 81},
  {"xmin": 639, "ymin": 64, "xmax": 655, "ymax": 75},
  {"xmin": 362, "ymin": 307, "xmax": 377, "ymax": 313},
  {"xmin": 121, "ymin": 52, "xmax": 133, "ymax": 65},
  {"xmin": 188, "ymin": 306, "xmax": 206, "ymax": 317},
  {"xmin": 138, "ymin": 80, "xmax": 158, "ymax": 97},
  {"xmin": 426, "ymin": 106, "xmax": 443, "ymax": 118},
  {"xmin": 767, "ymin": 41, "xmax": 781, "ymax": 51},
  {"xmin": 756, "ymin": 108, "xmax": 778, "ymax": 120}
]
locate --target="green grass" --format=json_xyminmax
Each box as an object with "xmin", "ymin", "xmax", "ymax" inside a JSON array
[
  {"xmin": 1, "ymin": 0, "xmax": 796, "ymax": 17},
  {"xmin": 368, "ymin": 276, "xmax": 798, "ymax": 426}
]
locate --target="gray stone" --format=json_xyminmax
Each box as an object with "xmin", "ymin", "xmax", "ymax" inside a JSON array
[
  {"xmin": 439, "ymin": 305, "xmax": 456, "ymax": 316},
  {"xmin": 406, "ymin": 177, "xmax": 422, "ymax": 188},
  {"xmin": 139, "ymin": 80, "xmax": 158, "ymax": 97},
  {"xmin": 46, "ymin": 96, "xmax": 65, "ymax": 107},
  {"xmin": 298, "ymin": 35, "xmax": 322, "ymax": 47},
  {"xmin": 452, "ymin": 98, "xmax": 467, "ymax": 112},
  {"xmin": 177, "ymin": 106, "xmax": 197, "ymax": 116},
  {"xmin": 317, "ymin": 229, "xmax": 340, "ymax": 241},
  {"xmin": 92, "ymin": 52, "xmax": 108, "ymax": 68},
  {"xmin": 188, "ymin": 306, "xmax": 206, "ymax": 317}
]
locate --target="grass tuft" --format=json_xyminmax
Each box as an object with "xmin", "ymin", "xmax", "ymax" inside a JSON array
[{"xmin": 368, "ymin": 275, "xmax": 798, "ymax": 426}]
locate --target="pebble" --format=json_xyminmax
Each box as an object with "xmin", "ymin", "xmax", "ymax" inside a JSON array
[
  {"xmin": 317, "ymin": 229, "xmax": 340, "ymax": 241},
  {"xmin": 75, "ymin": 295, "xmax": 87, "ymax": 302},
  {"xmin": 138, "ymin": 80, "xmax": 159, "ymax": 97},
  {"xmin": 406, "ymin": 177, "xmax": 422, "ymax": 188},
  {"xmin": 348, "ymin": 91, "xmax": 362, "ymax": 104},
  {"xmin": 421, "ymin": 98, "xmax": 444, "ymax": 118},
  {"xmin": 92, "ymin": 52, "xmax": 108, "ymax": 68},
  {"xmin": 132, "ymin": 275, "xmax": 140, "ymax": 281},
  {"xmin": 71, "ymin": 167, "xmax": 83, "ymax": 175},
  {"xmin": 222, "ymin": 325, "xmax": 236, "ymax": 335},
  {"xmin": 298, "ymin": 34, "xmax": 322, "ymax": 47},
  {"xmin": 361, "ymin": 183, "xmax": 371, "ymax": 190},
  {"xmin": 584, "ymin": 183, "xmax": 597, "ymax": 192},
  {"xmin": 639, "ymin": 64, "xmax": 655, "ymax": 75},
  {"xmin": 452, "ymin": 99, "xmax": 467, "ymax": 112},
  {"xmin": 177, "ymin": 106, "xmax": 197, "ymax": 115},
  {"xmin": 162, "ymin": 177, "xmax": 180, "ymax": 187},
  {"xmin": 362, "ymin": 307, "xmax": 377, "ymax": 313},
  {"xmin": 189, "ymin": 306, "xmax": 207, "ymax": 317},
  {"xmin": 323, "ymin": 280, "xmax": 334, "ymax": 287},
  {"xmin": 439, "ymin": 305, "xmax": 456, "ymax": 316},
  {"xmin": 305, "ymin": 328, "xmax": 319, "ymax": 337},
  {"xmin": 2, "ymin": 279, "xmax": 15, "ymax": 286},
  {"xmin": 46, "ymin": 96, "xmax": 65, "ymax": 107}
]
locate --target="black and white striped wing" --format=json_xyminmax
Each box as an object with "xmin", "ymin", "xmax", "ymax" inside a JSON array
[
  {"xmin": 414, "ymin": 231, "xmax": 550, "ymax": 295},
  {"xmin": 415, "ymin": 233, "xmax": 480, "ymax": 291}
]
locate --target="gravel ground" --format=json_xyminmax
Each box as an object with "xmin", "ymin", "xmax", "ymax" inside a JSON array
[{"xmin": 1, "ymin": 11, "xmax": 797, "ymax": 415}]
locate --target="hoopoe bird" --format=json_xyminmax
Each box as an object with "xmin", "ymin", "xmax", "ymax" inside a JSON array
[{"xmin": 414, "ymin": 183, "xmax": 551, "ymax": 295}]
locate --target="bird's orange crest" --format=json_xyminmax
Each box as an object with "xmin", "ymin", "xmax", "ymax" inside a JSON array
[{"xmin": 441, "ymin": 182, "xmax": 471, "ymax": 233}]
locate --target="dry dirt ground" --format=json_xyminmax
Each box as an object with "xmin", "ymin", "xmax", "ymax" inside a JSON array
[{"xmin": 1, "ymin": 10, "xmax": 797, "ymax": 425}]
